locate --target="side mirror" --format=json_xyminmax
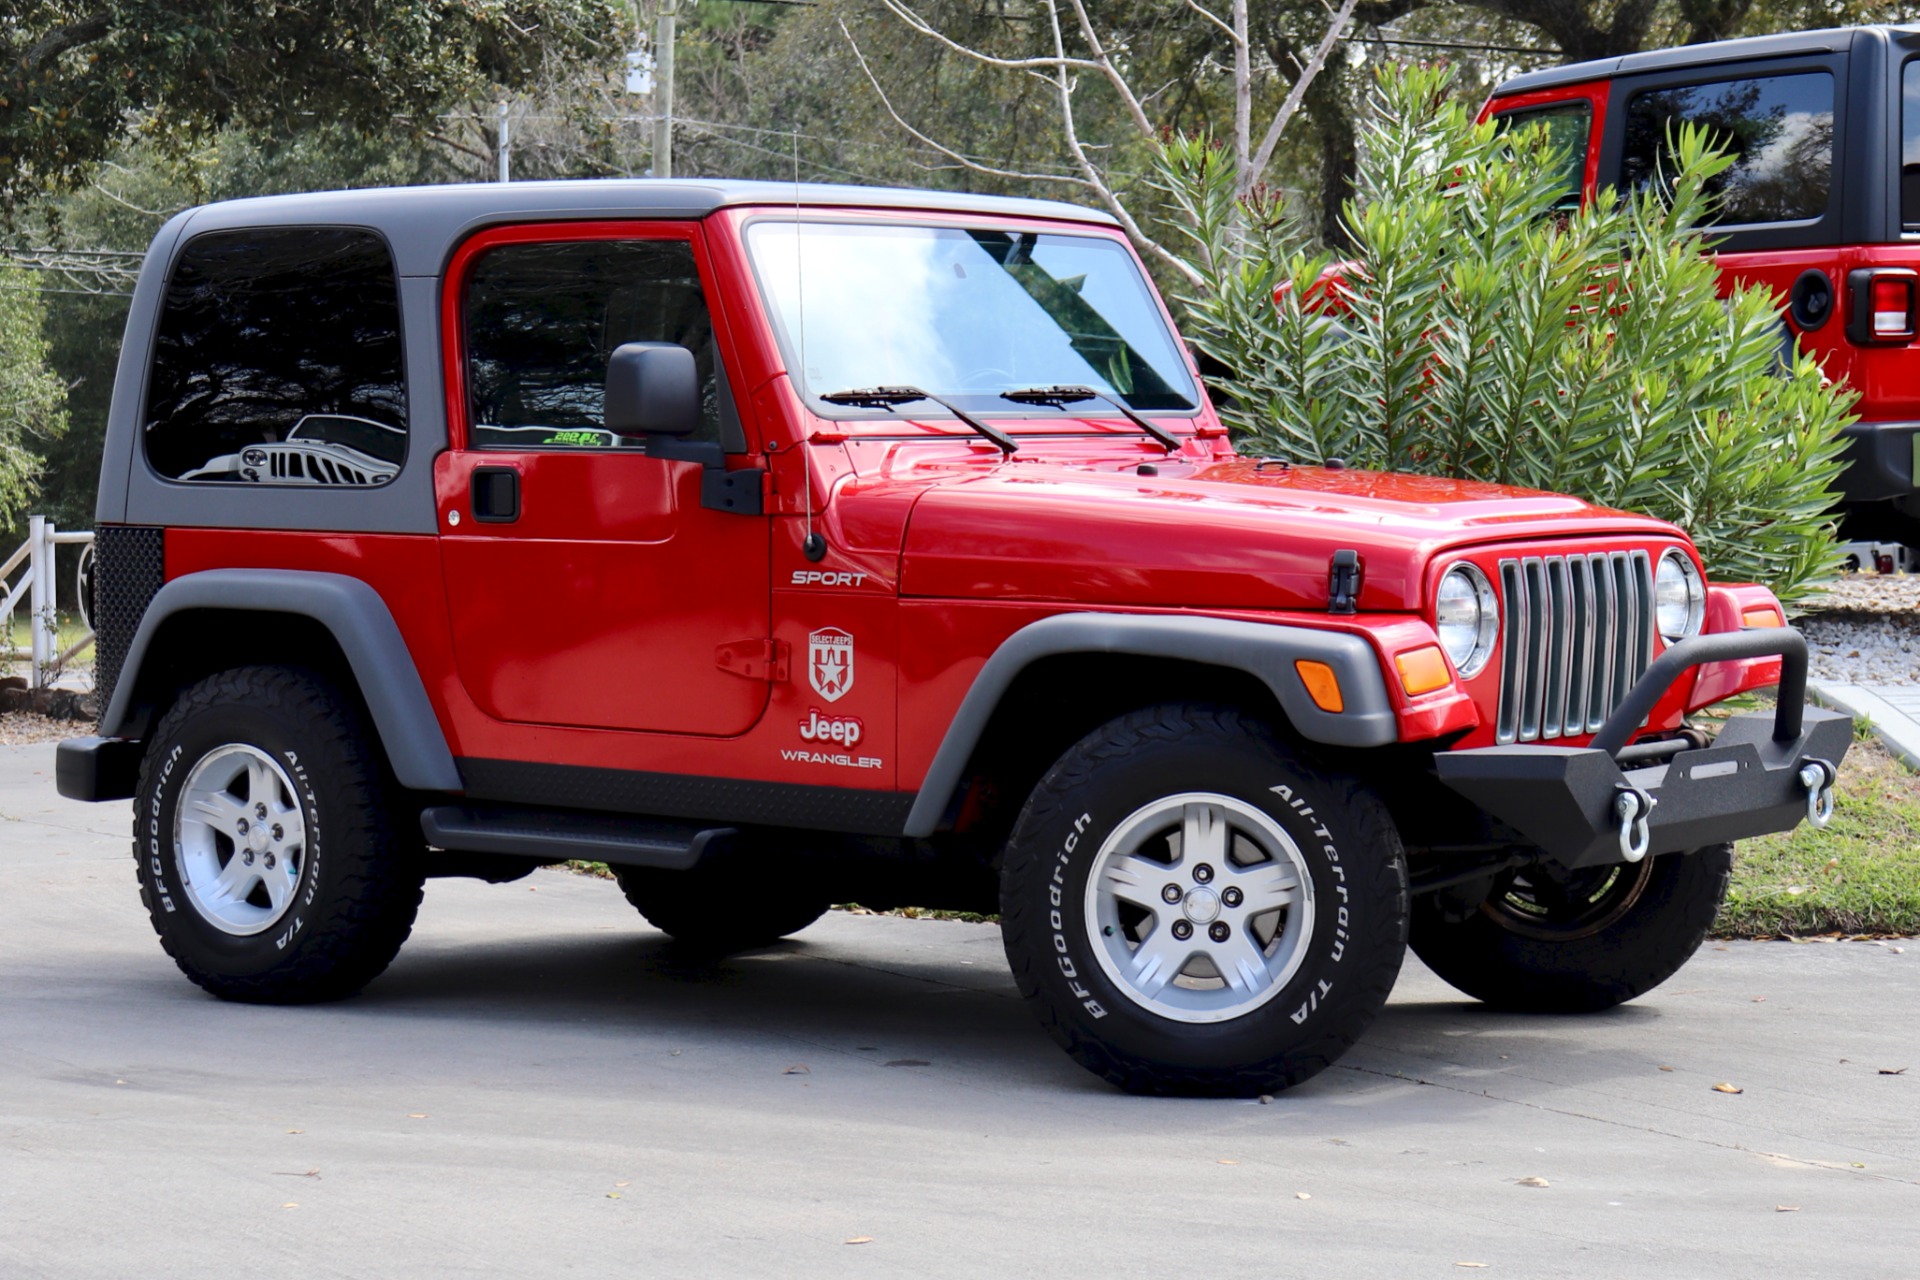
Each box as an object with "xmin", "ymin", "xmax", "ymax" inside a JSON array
[{"xmin": 605, "ymin": 342, "xmax": 699, "ymax": 438}]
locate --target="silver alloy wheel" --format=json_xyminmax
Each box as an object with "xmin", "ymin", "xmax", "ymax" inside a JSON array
[
  {"xmin": 1084, "ymin": 792, "xmax": 1316, "ymax": 1024},
  {"xmin": 174, "ymin": 743, "xmax": 308, "ymax": 937}
]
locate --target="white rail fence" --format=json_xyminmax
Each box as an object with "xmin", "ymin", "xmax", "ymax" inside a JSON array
[{"xmin": 2, "ymin": 516, "xmax": 94, "ymax": 690}]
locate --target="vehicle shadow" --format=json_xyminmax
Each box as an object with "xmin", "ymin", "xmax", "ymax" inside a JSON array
[{"xmin": 349, "ymin": 920, "xmax": 1670, "ymax": 1102}]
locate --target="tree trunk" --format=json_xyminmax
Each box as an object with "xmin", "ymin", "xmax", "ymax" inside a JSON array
[{"xmin": 1308, "ymin": 67, "xmax": 1358, "ymax": 251}]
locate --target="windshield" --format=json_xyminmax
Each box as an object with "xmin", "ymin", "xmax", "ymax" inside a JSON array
[{"xmin": 746, "ymin": 221, "xmax": 1198, "ymax": 416}]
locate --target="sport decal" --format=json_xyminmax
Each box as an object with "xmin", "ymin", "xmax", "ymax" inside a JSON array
[{"xmin": 808, "ymin": 627, "xmax": 854, "ymax": 703}]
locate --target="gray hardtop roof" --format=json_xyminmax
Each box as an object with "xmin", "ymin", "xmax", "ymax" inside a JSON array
[
  {"xmin": 170, "ymin": 178, "xmax": 1122, "ymax": 276},
  {"xmin": 1493, "ymin": 24, "xmax": 1919, "ymax": 97}
]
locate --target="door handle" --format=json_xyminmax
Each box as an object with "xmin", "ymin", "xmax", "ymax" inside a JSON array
[{"xmin": 471, "ymin": 467, "xmax": 520, "ymax": 523}]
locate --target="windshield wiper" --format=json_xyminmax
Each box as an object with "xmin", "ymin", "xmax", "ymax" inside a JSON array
[
  {"xmin": 1001, "ymin": 385, "xmax": 1181, "ymax": 453},
  {"xmin": 818, "ymin": 386, "xmax": 1017, "ymax": 455}
]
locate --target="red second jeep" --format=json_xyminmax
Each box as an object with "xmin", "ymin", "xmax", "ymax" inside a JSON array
[
  {"xmin": 56, "ymin": 180, "xmax": 1845, "ymax": 1096},
  {"xmin": 1483, "ymin": 23, "xmax": 1920, "ymax": 548}
]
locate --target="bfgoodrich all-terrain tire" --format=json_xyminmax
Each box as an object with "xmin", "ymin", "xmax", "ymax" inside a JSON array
[
  {"xmin": 1000, "ymin": 704, "xmax": 1409, "ymax": 1097},
  {"xmin": 1409, "ymin": 846, "xmax": 1732, "ymax": 1012},
  {"xmin": 614, "ymin": 832, "xmax": 835, "ymax": 954},
  {"xmin": 134, "ymin": 666, "xmax": 425, "ymax": 1003}
]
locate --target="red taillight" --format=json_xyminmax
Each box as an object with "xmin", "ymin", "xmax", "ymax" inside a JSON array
[
  {"xmin": 1872, "ymin": 278, "xmax": 1914, "ymax": 337},
  {"xmin": 1848, "ymin": 267, "xmax": 1919, "ymax": 344}
]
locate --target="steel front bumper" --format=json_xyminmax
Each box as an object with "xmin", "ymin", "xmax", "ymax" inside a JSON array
[{"xmin": 1434, "ymin": 630, "xmax": 1850, "ymax": 871}]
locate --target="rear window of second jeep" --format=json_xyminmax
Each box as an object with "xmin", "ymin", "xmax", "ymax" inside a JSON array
[{"xmin": 1621, "ymin": 71, "xmax": 1834, "ymax": 225}]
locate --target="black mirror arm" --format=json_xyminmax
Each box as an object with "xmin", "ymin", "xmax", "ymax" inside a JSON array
[{"xmin": 648, "ymin": 436, "xmax": 764, "ymax": 516}]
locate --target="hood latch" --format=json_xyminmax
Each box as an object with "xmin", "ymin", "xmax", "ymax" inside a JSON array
[{"xmin": 1328, "ymin": 549, "xmax": 1362, "ymax": 615}]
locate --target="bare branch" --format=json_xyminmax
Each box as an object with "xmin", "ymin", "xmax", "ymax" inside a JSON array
[
  {"xmin": 1246, "ymin": 0, "xmax": 1360, "ymax": 190},
  {"xmin": 877, "ymin": 0, "xmax": 1101, "ymax": 73},
  {"xmin": 427, "ymin": 130, "xmax": 493, "ymax": 166},
  {"xmin": 85, "ymin": 181, "xmax": 178, "ymax": 219},
  {"xmin": 1180, "ymin": 0, "xmax": 1240, "ymax": 45},
  {"xmin": 839, "ymin": 20, "xmax": 1098, "ymax": 192},
  {"xmin": 1232, "ymin": 0, "xmax": 1250, "ymax": 181},
  {"xmin": 17, "ymin": 12, "xmax": 110, "ymax": 72},
  {"xmin": 1041, "ymin": 4, "xmax": 1200, "ymax": 285},
  {"xmin": 1060, "ymin": 0, "xmax": 1157, "ymax": 143}
]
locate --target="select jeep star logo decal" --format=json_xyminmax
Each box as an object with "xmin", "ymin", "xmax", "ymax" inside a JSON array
[
  {"xmin": 799, "ymin": 708, "xmax": 862, "ymax": 747},
  {"xmin": 808, "ymin": 627, "xmax": 854, "ymax": 703}
]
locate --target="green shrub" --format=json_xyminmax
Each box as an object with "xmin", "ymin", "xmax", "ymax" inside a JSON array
[
  {"xmin": 0, "ymin": 259, "xmax": 68, "ymax": 533},
  {"xmin": 1158, "ymin": 63, "xmax": 1854, "ymax": 604}
]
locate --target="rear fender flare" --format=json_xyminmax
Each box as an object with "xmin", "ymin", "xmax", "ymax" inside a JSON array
[
  {"xmin": 901, "ymin": 613, "xmax": 1396, "ymax": 838},
  {"xmin": 101, "ymin": 569, "xmax": 461, "ymax": 793}
]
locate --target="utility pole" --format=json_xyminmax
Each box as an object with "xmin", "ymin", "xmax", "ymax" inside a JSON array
[{"xmin": 651, "ymin": 0, "xmax": 679, "ymax": 178}]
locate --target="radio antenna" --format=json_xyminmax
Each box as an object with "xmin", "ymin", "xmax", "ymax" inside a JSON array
[{"xmin": 795, "ymin": 129, "xmax": 826, "ymax": 562}]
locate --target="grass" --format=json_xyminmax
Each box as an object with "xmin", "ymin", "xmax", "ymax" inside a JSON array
[
  {"xmin": 0, "ymin": 608, "xmax": 94, "ymax": 672},
  {"xmin": 1720, "ymin": 736, "xmax": 1920, "ymax": 938}
]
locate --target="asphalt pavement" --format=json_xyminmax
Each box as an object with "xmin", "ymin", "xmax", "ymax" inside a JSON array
[{"xmin": 2, "ymin": 742, "xmax": 1916, "ymax": 1278}]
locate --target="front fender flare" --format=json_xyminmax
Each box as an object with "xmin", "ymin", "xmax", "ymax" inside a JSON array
[
  {"xmin": 901, "ymin": 613, "xmax": 1397, "ymax": 838},
  {"xmin": 101, "ymin": 569, "xmax": 462, "ymax": 793}
]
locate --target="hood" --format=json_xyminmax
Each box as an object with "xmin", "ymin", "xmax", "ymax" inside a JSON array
[{"xmin": 892, "ymin": 453, "xmax": 1683, "ymax": 612}]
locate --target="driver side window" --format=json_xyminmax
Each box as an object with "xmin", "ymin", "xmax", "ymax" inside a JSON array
[{"xmin": 463, "ymin": 237, "xmax": 740, "ymax": 452}]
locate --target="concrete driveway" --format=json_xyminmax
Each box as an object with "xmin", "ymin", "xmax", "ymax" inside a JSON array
[{"xmin": 2, "ymin": 742, "xmax": 1915, "ymax": 1277}]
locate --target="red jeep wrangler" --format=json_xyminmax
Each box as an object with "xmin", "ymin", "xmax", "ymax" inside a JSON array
[
  {"xmin": 1483, "ymin": 23, "xmax": 1920, "ymax": 548},
  {"xmin": 55, "ymin": 180, "xmax": 1846, "ymax": 1096}
]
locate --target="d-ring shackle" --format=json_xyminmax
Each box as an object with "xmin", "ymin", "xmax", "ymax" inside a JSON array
[
  {"xmin": 1797, "ymin": 758, "xmax": 1837, "ymax": 829},
  {"xmin": 1613, "ymin": 787, "xmax": 1656, "ymax": 863}
]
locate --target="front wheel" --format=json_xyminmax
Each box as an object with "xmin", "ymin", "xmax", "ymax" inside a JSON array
[
  {"xmin": 999, "ymin": 704, "xmax": 1409, "ymax": 1097},
  {"xmin": 1408, "ymin": 846, "xmax": 1732, "ymax": 1012}
]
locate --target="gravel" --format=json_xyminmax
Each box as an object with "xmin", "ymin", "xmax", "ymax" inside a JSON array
[
  {"xmin": 0, "ymin": 711, "xmax": 85, "ymax": 746},
  {"xmin": 1798, "ymin": 572, "xmax": 1919, "ymax": 686}
]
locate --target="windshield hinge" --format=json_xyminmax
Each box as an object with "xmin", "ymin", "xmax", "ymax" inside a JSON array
[
  {"xmin": 1328, "ymin": 549, "xmax": 1362, "ymax": 615},
  {"xmin": 715, "ymin": 638, "xmax": 789, "ymax": 683}
]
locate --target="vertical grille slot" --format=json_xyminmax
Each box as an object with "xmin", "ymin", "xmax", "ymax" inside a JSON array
[{"xmin": 1495, "ymin": 549, "xmax": 1656, "ymax": 745}]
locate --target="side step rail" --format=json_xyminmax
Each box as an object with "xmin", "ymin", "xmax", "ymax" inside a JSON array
[{"xmin": 420, "ymin": 804, "xmax": 736, "ymax": 872}]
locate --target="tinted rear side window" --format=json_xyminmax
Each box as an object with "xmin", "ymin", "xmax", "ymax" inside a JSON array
[
  {"xmin": 145, "ymin": 228, "xmax": 407, "ymax": 485},
  {"xmin": 1904, "ymin": 59, "xmax": 1920, "ymax": 230},
  {"xmin": 1621, "ymin": 72, "xmax": 1833, "ymax": 224}
]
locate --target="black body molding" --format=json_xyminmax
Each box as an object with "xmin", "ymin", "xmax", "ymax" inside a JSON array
[
  {"xmin": 100, "ymin": 569, "xmax": 462, "ymax": 793},
  {"xmin": 901, "ymin": 612, "xmax": 1399, "ymax": 838}
]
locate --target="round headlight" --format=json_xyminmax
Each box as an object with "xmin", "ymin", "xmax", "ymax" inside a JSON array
[
  {"xmin": 1435, "ymin": 563, "xmax": 1498, "ymax": 678},
  {"xmin": 1655, "ymin": 550, "xmax": 1706, "ymax": 642}
]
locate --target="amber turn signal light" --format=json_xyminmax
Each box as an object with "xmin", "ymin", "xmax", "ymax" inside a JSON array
[
  {"xmin": 1294, "ymin": 659, "xmax": 1344, "ymax": 713},
  {"xmin": 1395, "ymin": 645, "xmax": 1453, "ymax": 696},
  {"xmin": 1741, "ymin": 606, "xmax": 1783, "ymax": 628}
]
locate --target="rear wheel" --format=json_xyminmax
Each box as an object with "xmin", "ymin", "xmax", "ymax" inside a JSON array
[
  {"xmin": 135, "ymin": 666, "xmax": 424, "ymax": 1003},
  {"xmin": 1409, "ymin": 846, "xmax": 1732, "ymax": 1012},
  {"xmin": 999, "ymin": 704, "xmax": 1409, "ymax": 1097},
  {"xmin": 613, "ymin": 833, "xmax": 834, "ymax": 954}
]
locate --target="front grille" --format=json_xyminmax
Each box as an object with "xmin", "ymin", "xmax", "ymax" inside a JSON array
[
  {"xmin": 1495, "ymin": 550, "xmax": 1653, "ymax": 744},
  {"xmin": 92, "ymin": 525, "xmax": 165, "ymax": 727}
]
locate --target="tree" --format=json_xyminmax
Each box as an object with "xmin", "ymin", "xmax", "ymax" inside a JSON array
[
  {"xmin": 0, "ymin": 261, "xmax": 68, "ymax": 531},
  {"xmin": 1166, "ymin": 64, "xmax": 1852, "ymax": 600},
  {"xmin": 850, "ymin": 0, "xmax": 1362, "ymax": 283},
  {"xmin": 0, "ymin": 1, "xmax": 627, "ymax": 219}
]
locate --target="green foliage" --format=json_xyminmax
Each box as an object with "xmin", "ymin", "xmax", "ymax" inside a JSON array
[
  {"xmin": 1722, "ymin": 739, "xmax": 1920, "ymax": 938},
  {"xmin": 0, "ymin": 1, "xmax": 626, "ymax": 220},
  {"xmin": 0, "ymin": 261, "xmax": 68, "ymax": 529},
  {"xmin": 1162, "ymin": 62, "xmax": 1854, "ymax": 602}
]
